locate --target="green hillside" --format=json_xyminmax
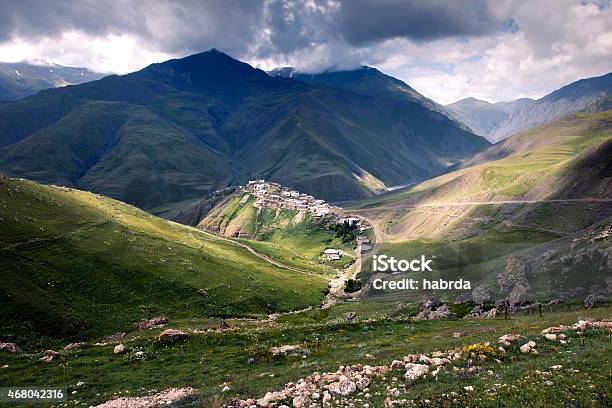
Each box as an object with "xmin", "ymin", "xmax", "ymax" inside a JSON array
[
  {"xmin": 0, "ymin": 50, "xmax": 488, "ymax": 213},
  {"xmin": 344, "ymin": 111, "xmax": 611, "ymax": 303},
  {"xmin": 349, "ymin": 111, "xmax": 612, "ymax": 241},
  {"xmin": 0, "ymin": 177, "xmax": 328, "ymax": 343},
  {"xmin": 197, "ymin": 191, "xmax": 356, "ymax": 274}
]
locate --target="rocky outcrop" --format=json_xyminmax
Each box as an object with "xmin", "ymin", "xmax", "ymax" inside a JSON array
[
  {"xmin": 0, "ymin": 342, "xmax": 22, "ymax": 353},
  {"xmin": 585, "ymin": 294, "xmax": 606, "ymax": 309},
  {"xmin": 229, "ymin": 318, "xmax": 611, "ymax": 408},
  {"xmin": 158, "ymin": 329, "xmax": 188, "ymax": 344},
  {"xmin": 269, "ymin": 345, "xmax": 308, "ymax": 357},
  {"xmin": 499, "ymin": 255, "xmax": 534, "ymax": 306},
  {"xmin": 416, "ymin": 298, "xmax": 455, "ymax": 320},
  {"xmin": 498, "ymin": 333, "xmax": 522, "ymax": 347},
  {"xmin": 464, "ymin": 305, "xmax": 497, "ymax": 319},
  {"xmin": 63, "ymin": 342, "xmax": 85, "ymax": 351},
  {"xmin": 94, "ymin": 387, "xmax": 196, "ymax": 408},
  {"xmin": 135, "ymin": 316, "xmax": 168, "ymax": 331},
  {"xmin": 103, "ymin": 332, "xmax": 126, "ymax": 342},
  {"xmin": 39, "ymin": 350, "xmax": 62, "ymax": 363}
]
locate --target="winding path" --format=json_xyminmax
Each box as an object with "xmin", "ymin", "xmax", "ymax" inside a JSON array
[
  {"xmin": 351, "ymin": 197, "xmax": 612, "ymax": 211},
  {"xmin": 192, "ymin": 226, "xmax": 328, "ymax": 280}
]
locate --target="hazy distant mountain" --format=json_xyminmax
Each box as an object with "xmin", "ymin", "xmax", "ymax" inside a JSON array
[
  {"xmin": 0, "ymin": 50, "xmax": 488, "ymax": 213},
  {"xmin": 489, "ymin": 73, "xmax": 612, "ymax": 142},
  {"xmin": 446, "ymin": 73, "xmax": 611, "ymax": 143},
  {"xmin": 445, "ymin": 97, "xmax": 534, "ymax": 137},
  {"xmin": 0, "ymin": 62, "xmax": 103, "ymax": 102}
]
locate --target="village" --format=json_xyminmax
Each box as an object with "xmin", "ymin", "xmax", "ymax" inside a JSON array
[{"xmin": 244, "ymin": 179, "xmax": 372, "ymax": 260}]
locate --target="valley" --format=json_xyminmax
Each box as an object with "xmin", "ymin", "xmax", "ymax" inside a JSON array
[{"xmin": 0, "ymin": 47, "xmax": 610, "ymax": 408}]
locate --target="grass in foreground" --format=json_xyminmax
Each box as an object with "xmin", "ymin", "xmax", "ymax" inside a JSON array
[{"xmin": 0, "ymin": 301, "xmax": 608, "ymax": 407}]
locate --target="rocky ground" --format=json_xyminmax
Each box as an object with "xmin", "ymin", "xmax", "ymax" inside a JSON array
[{"xmin": 226, "ymin": 318, "xmax": 611, "ymax": 408}]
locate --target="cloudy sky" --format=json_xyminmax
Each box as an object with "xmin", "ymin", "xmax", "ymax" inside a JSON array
[{"xmin": 0, "ymin": 0, "xmax": 610, "ymax": 104}]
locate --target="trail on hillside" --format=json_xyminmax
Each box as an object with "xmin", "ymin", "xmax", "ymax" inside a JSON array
[
  {"xmin": 352, "ymin": 197, "xmax": 612, "ymax": 211},
  {"xmin": 191, "ymin": 226, "xmax": 328, "ymax": 280}
]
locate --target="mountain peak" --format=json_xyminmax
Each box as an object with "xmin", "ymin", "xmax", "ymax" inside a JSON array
[{"xmin": 134, "ymin": 49, "xmax": 281, "ymax": 103}]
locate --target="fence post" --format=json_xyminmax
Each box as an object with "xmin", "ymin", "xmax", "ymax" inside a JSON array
[{"xmin": 538, "ymin": 303, "xmax": 542, "ymax": 317}]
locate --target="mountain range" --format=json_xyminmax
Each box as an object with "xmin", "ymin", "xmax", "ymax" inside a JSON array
[
  {"xmin": 0, "ymin": 62, "xmax": 103, "ymax": 102},
  {"xmin": 0, "ymin": 49, "xmax": 488, "ymax": 213},
  {"xmin": 445, "ymin": 72, "xmax": 612, "ymax": 142}
]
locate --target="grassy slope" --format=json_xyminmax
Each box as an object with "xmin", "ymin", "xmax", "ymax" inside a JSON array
[
  {"xmin": 0, "ymin": 301, "xmax": 608, "ymax": 407},
  {"xmin": 198, "ymin": 192, "xmax": 355, "ymax": 275},
  {"xmin": 0, "ymin": 177, "xmax": 328, "ymax": 343},
  {"xmin": 349, "ymin": 111, "xmax": 611, "ymax": 241}
]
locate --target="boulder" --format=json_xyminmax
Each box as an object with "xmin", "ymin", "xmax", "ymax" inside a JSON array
[
  {"xmin": 465, "ymin": 305, "xmax": 497, "ymax": 319},
  {"xmin": 498, "ymin": 333, "xmax": 522, "ymax": 347},
  {"xmin": 544, "ymin": 334, "xmax": 557, "ymax": 341},
  {"xmin": 344, "ymin": 312, "xmax": 357, "ymax": 322},
  {"xmin": 103, "ymin": 332, "xmax": 126, "ymax": 342},
  {"xmin": 519, "ymin": 341, "xmax": 536, "ymax": 354},
  {"xmin": 135, "ymin": 316, "xmax": 169, "ymax": 331},
  {"xmin": 326, "ymin": 376, "xmax": 357, "ymax": 396},
  {"xmin": 62, "ymin": 342, "xmax": 85, "ymax": 351},
  {"xmin": 292, "ymin": 396, "xmax": 309, "ymax": 408},
  {"xmin": 158, "ymin": 329, "xmax": 188, "ymax": 343},
  {"xmin": 0, "ymin": 342, "xmax": 22, "ymax": 354},
  {"xmin": 585, "ymin": 294, "xmax": 606, "ymax": 309},
  {"xmin": 39, "ymin": 350, "xmax": 61, "ymax": 363},
  {"xmin": 417, "ymin": 304, "xmax": 454, "ymax": 320},
  {"xmin": 113, "ymin": 344, "xmax": 126, "ymax": 354},
  {"xmin": 404, "ymin": 363, "xmax": 429, "ymax": 380},
  {"xmin": 390, "ymin": 360, "xmax": 405, "ymax": 370},
  {"xmin": 269, "ymin": 345, "xmax": 306, "ymax": 357},
  {"xmin": 421, "ymin": 297, "xmax": 441, "ymax": 310}
]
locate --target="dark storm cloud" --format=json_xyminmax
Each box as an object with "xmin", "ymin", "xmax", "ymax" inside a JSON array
[
  {"xmin": 0, "ymin": 0, "xmax": 266, "ymax": 55},
  {"xmin": 336, "ymin": 0, "xmax": 507, "ymax": 45},
  {"xmin": 0, "ymin": 0, "xmax": 508, "ymax": 58}
]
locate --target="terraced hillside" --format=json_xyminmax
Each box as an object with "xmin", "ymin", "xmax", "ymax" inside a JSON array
[{"xmin": 0, "ymin": 177, "xmax": 328, "ymax": 344}]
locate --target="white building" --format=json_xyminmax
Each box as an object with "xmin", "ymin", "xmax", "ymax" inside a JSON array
[
  {"xmin": 339, "ymin": 217, "xmax": 361, "ymax": 226},
  {"xmin": 323, "ymin": 248, "xmax": 342, "ymax": 260}
]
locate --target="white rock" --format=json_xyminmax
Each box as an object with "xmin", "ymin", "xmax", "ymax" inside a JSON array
[
  {"xmin": 322, "ymin": 391, "xmax": 332, "ymax": 403},
  {"xmin": 404, "ymin": 363, "xmax": 429, "ymax": 381},
  {"xmin": 544, "ymin": 334, "xmax": 557, "ymax": 341},
  {"xmin": 292, "ymin": 395, "xmax": 309, "ymax": 408},
  {"xmin": 327, "ymin": 376, "xmax": 357, "ymax": 396}
]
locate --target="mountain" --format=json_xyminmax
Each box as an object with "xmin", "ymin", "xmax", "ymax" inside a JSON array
[
  {"xmin": 269, "ymin": 66, "xmax": 446, "ymax": 114},
  {"xmin": 488, "ymin": 73, "xmax": 612, "ymax": 142},
  {"xmin": 445, "ymin": 97, "xmax": 534, "ymax": 137},
  {"xmin": 0, "ymin": 176, "xmax": 327, "ymax": 339},
  {"xmin": 445, "ymin": 73, "xmax": 612, "ymax": 143},
  {"xmin": 0, "ymin": 62, "xmax": 103, "ymax": 102},
  {"xmin": 347, "ymin": 110, "xmax": 612, "ymax": 302},
  {"xmin": 0, "ymin": 50, "xmax": 488, "ymax": 213},
  {"xmin": 351, "ymin": 110, "xmax": 611, "ymax": 234}
]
